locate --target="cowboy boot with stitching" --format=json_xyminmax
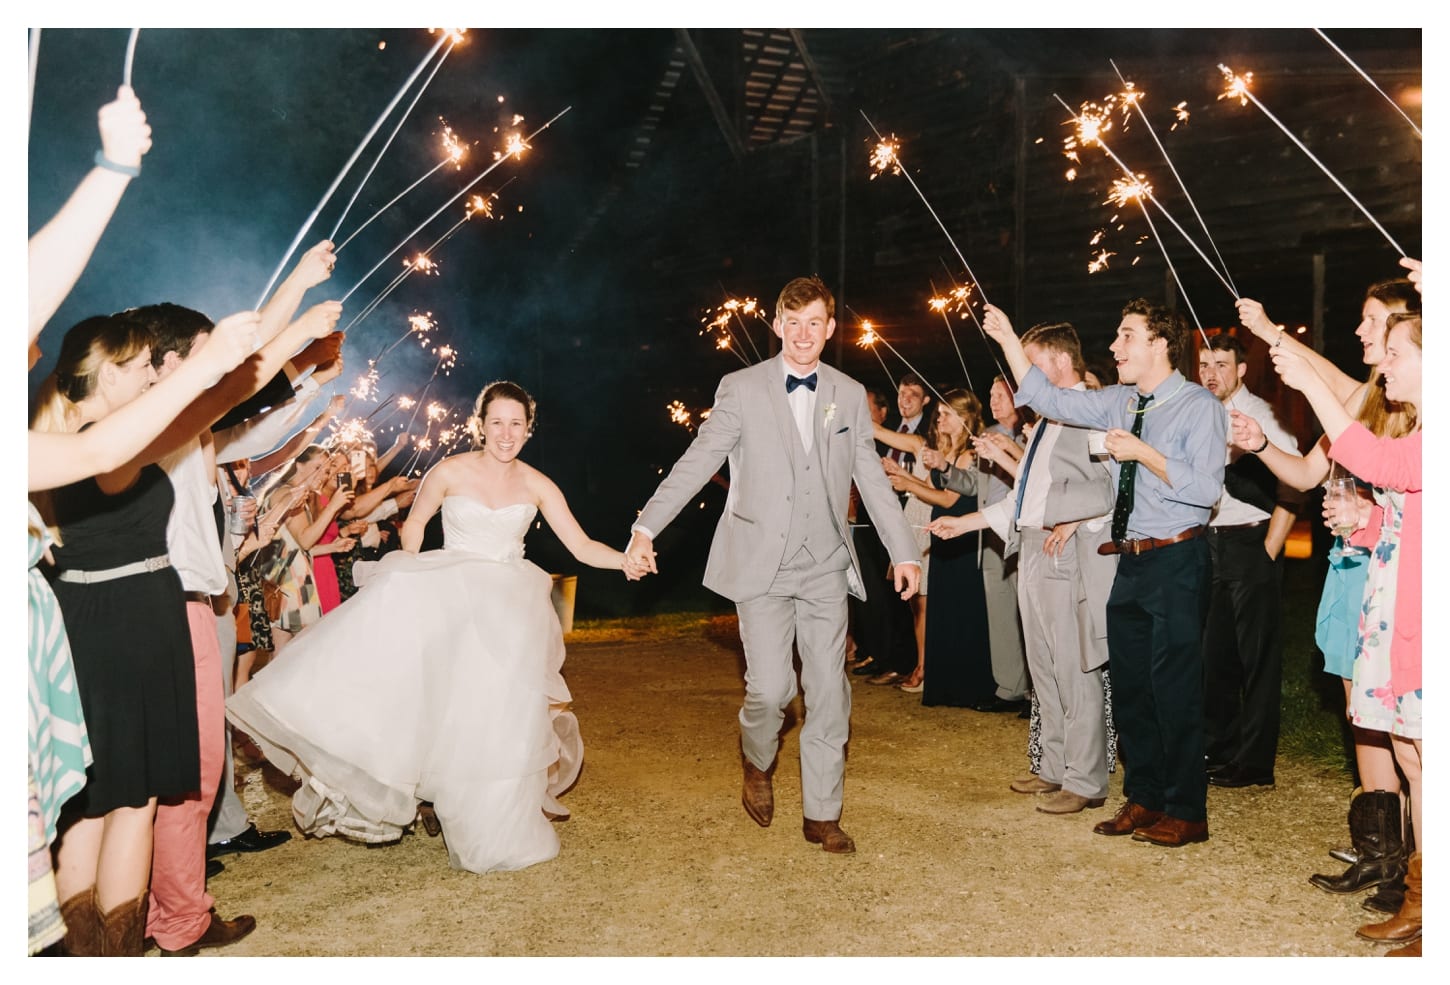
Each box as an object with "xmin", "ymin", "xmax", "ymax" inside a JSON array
[
  {"xmin": 58, "ymin": 888, "xmax": 102, "ymax": 956},
  {"xmin": 98, "ymin": 892, "xmax": 148, "ymax": 957},
  {"xmin": 1310, "ymin": 790, "xmax": 1402, "ymax": 894},
  {"xmin": 1358, "ymin": 851, "xmax": 1422, "ymax": 946}
]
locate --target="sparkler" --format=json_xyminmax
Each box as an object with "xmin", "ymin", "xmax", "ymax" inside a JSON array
[
  {"xmin": 849, "ymin": 311, "xmax": 945, "ymax": 404},
  {"xmin": 255, "ymin": 29, "xmax": 457, "ymax": 309},
  {"xmin": 861, "ymin": 112, "xmax": 993, "ymax": 310},
  {"xmin": 1313, "ymin": 29, "xmax": 1421, "ymax": 139},
  {"xmin": 123, "ymin": 29, "xmax": 139, "ymax": 89},
  {"xmin": 1109, "ymin": 61, "xmax": 1239, "ymax": 298},
  {"xmin": 926, "ymin": 283, "xmax": 973, "ymax": 390},
  {"xmin": 1217, "ymin": 65, "xmax": 1406, "ymax": 256},
  {"xmin": 339, "ymin": 107, "xmax": 570, "ymax": 305},
  {"xmin": 28, "ymin": 29, "xmax": 39, "ymax": 130},
  {"xmin": 334, "ymin": 118, "xmax": 468, "ymax": 252},
  {"xmin": 344, "ymin": 187, "xmax": 505, "ymax": 335},
  {"xmin": 1055, "ymin": 93, "xmax": 1238, "ymax": 299},
  {"xmin": 698, "ymin": 298, "xmax": 755, "ymax": 366},
  {"xmin": 937, "ymin": 264, "xmax": 1014, "ymax": 391}
]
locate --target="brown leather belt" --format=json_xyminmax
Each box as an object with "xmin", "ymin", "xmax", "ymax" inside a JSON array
[{"xmin": 1097, "ymin": 525, "xmax": 1205, "ymax": 557}]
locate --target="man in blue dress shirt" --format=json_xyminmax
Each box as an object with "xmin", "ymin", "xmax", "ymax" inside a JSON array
[{"xmin": 981, "ymin": 298, "xmax": 1225, "ymax": 846}]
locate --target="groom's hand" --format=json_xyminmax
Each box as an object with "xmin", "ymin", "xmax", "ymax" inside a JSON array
[
  {"xmin": 625, "ymin": 530, "xmax": 658, "ymax": 576},
  {"xmin": 893, "ymin": 562, "xmax": 921, "ymax": 601}
]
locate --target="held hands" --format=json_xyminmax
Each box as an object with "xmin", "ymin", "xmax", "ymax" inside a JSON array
[
  {"xmin": 623, "ymin": 531, "xmax": 657, "ymax": 580},
  {"xmin": 981, "ymin": 303, "xmax": 1017, "ymax": 344},
  {"xmin": 1229, "ymin": 410, "xmax": 1267, "ymax": 453},
  {"xmin": 972, "ymin": 431, "xmax": 1019, "ymax": 464},
  {"xmin": 97, "ymin": 85, "xmax": 152, "ymax": 169}
]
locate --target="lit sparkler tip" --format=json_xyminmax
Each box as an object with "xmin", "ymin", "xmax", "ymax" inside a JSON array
[
  {"xmin": 868, "ymin": 137, "xmax": 902, "ymax": 179},
  {"xmin": 432, "ymin": 28, "xmax": 467, "ymax": 45},
  {"xmin": 928, "ymin": 296, "xmax": 948, "ymax": 312},
  {"xmin": 1088, "ymin": 249, "xmax": 1116, "ymax": 274},
  {"xmin": 397, "ymin": 396, "xmax": 416, "ymax": 409},
  {"xmin": 1172, "ymin": 101, "xmax": 1190, "ymax": 128},
  {"xmin": 1218, "ymin": 65, "xmax": 1253, "ymax": 106},
  {"xmin": 856, "ymin": 321, "xmax": 880, "ymax": 348},
  {"xmin": 1105, "ymin": 175, "xmax": 1151, "ymax": 207}
]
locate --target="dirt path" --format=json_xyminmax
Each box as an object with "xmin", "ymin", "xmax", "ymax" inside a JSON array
[{"xmin": 211, "ymin": 615, "xmax": 1381, "ymax": 958}]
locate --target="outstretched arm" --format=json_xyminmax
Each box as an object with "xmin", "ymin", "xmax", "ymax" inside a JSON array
[
  {"xmin": 1230, "ymin": 410, "xmax": 1334, "ymax": 492},
  {"xmin": 29, "ymin": 86, "xmax": 152, "ymax": 341},
  {"xmin": 28, "ymin": 314, "xmax": 257, "ymax": 491},
  {"xmin": 980, "ymin": 304, "xmax": 1032, "ymax": 384},
  {"xmin": 529, "ymin": 468, "xmax": 639, "ymax": 578},
  {"xmin": 873, "ymin": 423, "xmax": 927, "ymax": 456},
  {"xmin": 1236, "ymin": 298, "xmax": 1361, "ymax": 406}
]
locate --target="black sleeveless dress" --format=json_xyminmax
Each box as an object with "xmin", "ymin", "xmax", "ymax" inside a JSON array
[
  {"xmin": 47, "ymin": 464, "xmax": 200, "ymax": 815},
  {"xmin": 921, "ymin": 492, "xmax": 996, "ymax": 708}
]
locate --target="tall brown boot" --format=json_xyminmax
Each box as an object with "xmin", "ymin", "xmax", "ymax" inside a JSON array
[
  {"xmin": 58, "ymin": 888, "xmax": 101, "ymax": 956},
  {"xmin": 1357, "ymin": 851, "xmax": 1421, "ymax": 945},
  {"xmin": 98, "ymin": 892, "xmax": 149, "ymax": 957}
]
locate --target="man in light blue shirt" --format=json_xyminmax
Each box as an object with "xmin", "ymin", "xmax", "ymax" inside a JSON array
[{"xmin": 982, "ymin": 298, "xmax": 1225, "ymax": 847}]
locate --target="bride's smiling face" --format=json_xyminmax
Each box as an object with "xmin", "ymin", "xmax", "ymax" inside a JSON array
[{"xmin": 481, "ymin": 398, "xmax": 531, "ymax": 462}]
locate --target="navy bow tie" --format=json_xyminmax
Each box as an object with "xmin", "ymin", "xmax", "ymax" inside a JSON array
[{"xmin": 786, "ymin": 372, "xmax": 818, "ymax": 393}]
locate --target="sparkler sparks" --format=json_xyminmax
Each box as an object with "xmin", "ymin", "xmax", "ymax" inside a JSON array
[
  {"xmin": 350, "ymin": 362, "xmax": 381, "ymax": 402},
  {"xmin": 1088, "ymin": 249, "xmax": 1116, "ymax": 274},
  {"xmin": 397, "ymin": 396, "xmax": 416, "ymax": 410},
  {"xmin": 869, "ymin": 137, "xmax": 902, "ymax": 178}
]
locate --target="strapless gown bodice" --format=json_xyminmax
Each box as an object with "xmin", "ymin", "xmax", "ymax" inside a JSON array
[{"xmin": 438, "ymin": 497, "xmax": 533, "ymax": 560}]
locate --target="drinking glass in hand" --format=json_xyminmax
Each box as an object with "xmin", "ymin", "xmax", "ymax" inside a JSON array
[{"xmin": 1323, "ymin": 463, "xmax": 1362, "ymax": 551}]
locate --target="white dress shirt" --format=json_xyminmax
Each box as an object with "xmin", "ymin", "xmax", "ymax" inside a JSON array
[{"xmin": 1211, "ymin": 385, "xmax": 1300, "ymax": 527}]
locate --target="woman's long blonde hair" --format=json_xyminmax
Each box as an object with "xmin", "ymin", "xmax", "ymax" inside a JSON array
[
  {"xmin": 935, "ymin": 388, "xmax": 983, "ymax": 463},
  {"xmin": 30, "ymin": 314, "xmax": 151, "ymax": 435}
]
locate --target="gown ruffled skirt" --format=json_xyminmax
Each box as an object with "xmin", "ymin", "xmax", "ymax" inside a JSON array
[{"xmin": 227, "ymin": 499, "xmax": 582, "ymax": 873}]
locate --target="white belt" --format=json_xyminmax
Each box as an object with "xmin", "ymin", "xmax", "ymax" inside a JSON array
[{"xmin": 56, "ymin": 553, "xmax": 171, "ymax": 584}]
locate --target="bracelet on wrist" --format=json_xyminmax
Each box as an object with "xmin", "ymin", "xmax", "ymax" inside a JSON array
[
  {"xmin": 93, "ymin": 150, "xmax": 141, "ymax": 178},
  {"xmin": 1252, "ymin": 434, "xmax": 1270, "ymax": 454}
]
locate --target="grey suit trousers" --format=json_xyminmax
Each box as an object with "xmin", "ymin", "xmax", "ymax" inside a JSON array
[
  {"xmin": 1018, "ymin": 527, "xmax": 1108, "ymax": 798},
  {"xmin": 737, "ymin": 545, "xmax": 851, "ymax": 821}
]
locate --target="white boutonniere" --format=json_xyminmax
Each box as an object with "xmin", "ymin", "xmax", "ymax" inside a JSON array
[{"xmin": 822, "ymin": 402, "xmax": 837, "ymax": 428}]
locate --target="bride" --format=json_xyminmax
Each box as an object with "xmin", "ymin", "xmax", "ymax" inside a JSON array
[{"xmin": 227, "ymin": 381, "xmax": 645, "ymax": 873}]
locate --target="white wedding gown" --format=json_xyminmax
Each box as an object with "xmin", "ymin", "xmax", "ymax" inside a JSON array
[{"xmin": 226, "ymin": 497, "xmax": 583, "ymax": 873}]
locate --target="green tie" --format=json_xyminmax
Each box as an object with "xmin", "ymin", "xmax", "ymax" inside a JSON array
[{"xmin": 1110, "ymin": 393, "xmax": 1153, "ymax": 542}]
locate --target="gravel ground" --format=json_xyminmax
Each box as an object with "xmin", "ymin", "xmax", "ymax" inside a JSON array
[{"xmin": 197, "ymin": 615, "xmax": 1396, "ymax": 962}]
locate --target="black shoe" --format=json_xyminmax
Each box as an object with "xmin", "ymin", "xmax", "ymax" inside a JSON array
[
  {"xmin": 971, "ymin": 696, "xmax": 1027, "ymax": 714},
  {"xmin": 1207, "ymin": 765, "xmax": 1275, "ymax": 788},
  {"xmin": 850, "ymin": 660, "xmax": 883, "ymax": 677},
  {"xmin": 207, "ymin": 823, "xmax": 292, "ymax": 859},
  {"xmin": 1204, "ymin": 760, "xmax": 1232, "ymax": 777},
  {"xmin": 206, "ymin": 858, "xmax": 224, "ymax": 879}
]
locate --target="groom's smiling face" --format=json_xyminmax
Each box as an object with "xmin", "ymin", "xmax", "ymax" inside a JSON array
[{"xmin": 773, "ymin": 299, "xmax": 835, "ymax": 375}]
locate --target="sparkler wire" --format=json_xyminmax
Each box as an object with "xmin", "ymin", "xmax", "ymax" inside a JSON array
[
  {"xmin": 28, "ymin": 29, "xmax": 39, "ymax": 131},
  {"xmin": 1313, "ymin": 29, "xmax": 1421, "ymax": 139},
  {"xmin": 339, "ymin": 107, "xmax": 571, "ymax": 304},
  {"xmin": 927, "ymin": 278, "xmax": 973, "ymax": 389},
  {"xmin": 1054, "ymin": 94, "xmax": 1238, "ymax": 298},
  {"xmin": 330, "ymin": 44, "xmax": 456, "ymax": 247},
  {"xmin": 1216, "ymin": 68, "xmax": 1406, "ymax": 257},
  {"xmin": 255, "ymin": 32, "xmax": 451, "ymax": 309},
  {"xmin": 1109, "ymin": 61, "xmax": 1239, "ymax": 297},
  {"xmin": 123, "ymin": 29, "xmax": 139, "ymax": 89}
]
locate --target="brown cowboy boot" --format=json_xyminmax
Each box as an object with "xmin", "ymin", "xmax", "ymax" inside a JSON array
[
  {"xmin": 58, "ymin": 888, "xmax": 102, "ymax": 956},
  {"xmin": 98, "ymin": 892, "xmax": 149, "ymax": 956},
  {"xmin": 1357, "ymin": 851, "xmax": 1421, "ymax": 946}
]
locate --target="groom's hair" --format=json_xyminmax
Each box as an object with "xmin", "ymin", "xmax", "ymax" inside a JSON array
[{"xmin": 776, "ymin": 276, "xmax": 834, "ymax": 320}]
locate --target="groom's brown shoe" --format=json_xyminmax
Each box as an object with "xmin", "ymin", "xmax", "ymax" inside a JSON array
[
  {"xmin": 742, "ymin": 759, "xmax": 774, "ymax": 827},
  {"xmin": 803, "ymin": 818, "xmax": 856, "ymax": 854}
]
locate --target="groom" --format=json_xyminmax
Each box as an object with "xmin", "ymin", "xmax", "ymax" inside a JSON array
[{"xmin": 626, "ymin": 276, "xmax": 920, "ymax": 853}]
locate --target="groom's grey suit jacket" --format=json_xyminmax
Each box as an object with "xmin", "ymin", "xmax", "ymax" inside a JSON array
[{"xmin": 636, "ymin": 354, "xmax": 919, "ymax": 603}]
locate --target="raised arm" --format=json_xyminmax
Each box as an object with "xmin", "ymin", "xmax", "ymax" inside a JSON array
[
  {"xmin": 28, "ymin": 313, "xmax": 257, "ymax": 491},
  {"xmin": 873, "ymin": 422, "xmax": 928, "ymax": 456},
  {"xmin": 29, "ymin": 87, "xmax": 152, "ymax": 341},
  {"xmin": 246, "ymin": 395, "xmax": 344, "ymax": 478},
  {"xmin": 1236, "ymin": 298, "xmax": 1361, "ymax": 406},
  {"xmin": 980, "ymin": 304, "xmax": 1032, "ymax": 384},
  {"xmin": 1230, "ymin": 410, "xmax": 1335, "ymax": 492}
]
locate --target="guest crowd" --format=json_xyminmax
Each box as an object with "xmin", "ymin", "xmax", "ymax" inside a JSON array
[
  {"xmin": 843, "ymin": 277, "xmax": 1423, "ymax": 956},
  {"xmin": 27, "ymin": 86, "xmax": 1421, "ymax": 958},
  {"xmin": 27, "ymin": 86, "xmax": 418, "ymax": 956}
]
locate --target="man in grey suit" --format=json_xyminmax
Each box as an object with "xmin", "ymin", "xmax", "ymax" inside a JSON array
[
  {"xmin": 927, "ymin": 322, "xmax": 1117, "ymax": 814},
  {"xmin": 626, "ymin": 276, "xmax": 920, "ymax": 854}
]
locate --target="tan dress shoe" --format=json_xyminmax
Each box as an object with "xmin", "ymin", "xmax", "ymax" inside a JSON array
[
  {"xmin": 1092, "ymin": 801, "xmax": 1165, "ymax": 836},
  {"xmin": 802, "ymin": 818, "xmax": 855, "ymax": 854},
  {"xmin": 1132, "ymin": 815, "xmax": 1210, "ymax": 846},
  {"xmin": 1036, "ymin": 790, "xmax": 1107, "ymax": 814},
  {"xmin": 1010, "ymin": 775, "xmax": 1061, "ymax": 795}
]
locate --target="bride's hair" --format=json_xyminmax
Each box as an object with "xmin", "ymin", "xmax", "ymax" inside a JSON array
[{"xmin": 466, "ymin": 380, "xmax": 536, "ymax": 449}]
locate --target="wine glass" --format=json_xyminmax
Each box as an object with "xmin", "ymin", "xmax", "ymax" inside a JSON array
[{"xmin": 1323, "ymin": 462, "xmax": 1364, "ymax": 554}]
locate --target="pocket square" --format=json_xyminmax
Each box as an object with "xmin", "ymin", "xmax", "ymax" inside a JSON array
[{"xmin": 834, "ymin": 426, "xmax": 850, "ymax": 434}]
